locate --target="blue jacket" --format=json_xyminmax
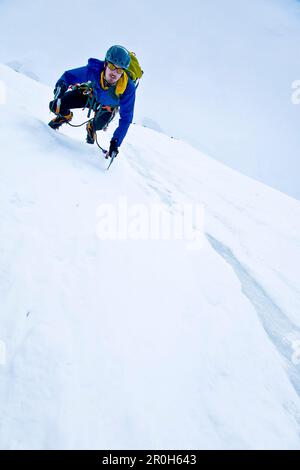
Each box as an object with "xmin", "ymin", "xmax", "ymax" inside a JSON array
[{"xmin": 56, "ymin": 58, "xmax": 136, "ymax": 146}]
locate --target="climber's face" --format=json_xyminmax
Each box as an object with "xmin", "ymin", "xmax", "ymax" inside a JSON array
[{"xmin": 105, "ymin": 62, "xmax": 124, "ymax": 84}]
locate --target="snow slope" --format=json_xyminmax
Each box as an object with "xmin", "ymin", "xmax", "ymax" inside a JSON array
[{"xmin": 0, "ymin": 64, "xmax": 300, "ymax": 450}]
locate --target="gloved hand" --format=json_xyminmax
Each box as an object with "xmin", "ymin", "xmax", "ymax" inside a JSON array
[
  {"xmin": 106, "ymin": 138, "xmax": 119, "ymax": 159},
  {"xmin": 75, "ymin": 81, "xmax": 93, "ymax": 96},
  {"xmin": 53, "ymin": 81, "xmax": 67, "ymax": 99}
]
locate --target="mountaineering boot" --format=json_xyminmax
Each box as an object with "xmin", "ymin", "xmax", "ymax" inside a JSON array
[
  {"xmin": 48, "ymin": 112, "xmax": 73, "ymax": 130},
  {"xmin": 86, "ymin": 120, "xmax": 96, "ymax": 144}
]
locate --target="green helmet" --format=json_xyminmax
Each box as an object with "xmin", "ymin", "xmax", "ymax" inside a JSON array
[{"xmin": 105, "ymin": 45, "xmax": 131, "ymax": 70}]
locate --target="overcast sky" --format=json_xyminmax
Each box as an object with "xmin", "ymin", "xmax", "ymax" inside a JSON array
[{"xmin": 1, "ymin": 0, "xmax": 300, "ymax": 199}]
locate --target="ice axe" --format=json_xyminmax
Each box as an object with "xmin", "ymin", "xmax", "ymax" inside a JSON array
[{"xmin": 106, "ymin": 150, "xmax": 118, "ymax": 170}]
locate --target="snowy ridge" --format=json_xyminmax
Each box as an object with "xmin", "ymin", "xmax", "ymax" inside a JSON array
[{"xmin": 1, "ymin": 64, "xmax": 300, "ymax": 449}]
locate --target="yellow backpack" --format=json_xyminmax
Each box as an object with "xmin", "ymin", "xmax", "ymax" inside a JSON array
[{"xmin": 127, "ymin": 52, "xmax": 144, "ymax": 85}]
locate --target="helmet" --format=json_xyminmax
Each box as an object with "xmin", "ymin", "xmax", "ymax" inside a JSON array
[{"xmin": 105, "ymin": 45, "xmax": 131, "ymax": 70}]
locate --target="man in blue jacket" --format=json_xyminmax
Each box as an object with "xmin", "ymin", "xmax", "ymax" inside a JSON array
[{"xmin": 48, "ymin": 45, "xmax": 135, "ymax": 158}]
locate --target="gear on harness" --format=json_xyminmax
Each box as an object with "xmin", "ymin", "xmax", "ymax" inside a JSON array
[{"xmin": 70, "ymin": 81, "xmax": 99, "ymax": 118}]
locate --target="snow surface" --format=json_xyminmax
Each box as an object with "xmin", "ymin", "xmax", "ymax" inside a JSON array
[{"xmin": 1, "ymin": 64, "xmax": 300, "ymax": 449}]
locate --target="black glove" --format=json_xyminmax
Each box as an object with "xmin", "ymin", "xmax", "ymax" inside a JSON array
[
  {"xmin": 53, "ymin": 81, "xmax": 67, "ymax": 99},
  {"xmin": 107, "ymin": 138, "xmax": 119, "ymax": 158}
]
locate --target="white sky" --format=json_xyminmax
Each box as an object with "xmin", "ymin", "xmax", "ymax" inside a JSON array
[{"xmin": 1, "ymin": 0, "xmax": 300, "ymax": 199}]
